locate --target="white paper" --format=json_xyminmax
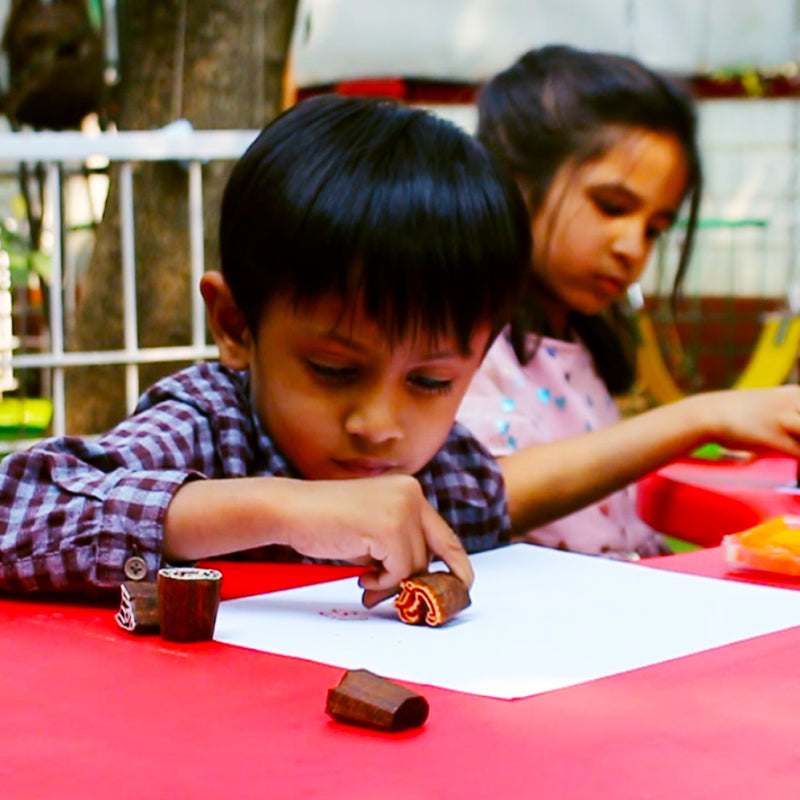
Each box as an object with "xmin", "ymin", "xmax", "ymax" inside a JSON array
[{"xmin": 214, "ymin": 544, "xmax": 800, "ymax": 699}]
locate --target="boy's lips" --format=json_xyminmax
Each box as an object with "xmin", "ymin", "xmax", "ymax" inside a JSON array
[{"xmin": 332, "ymin": 458, "xmax": 399, "ymax": 477}]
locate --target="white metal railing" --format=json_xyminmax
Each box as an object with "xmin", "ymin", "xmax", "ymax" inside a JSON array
[{"xmin": 0, "ymin": 123, "xmax": 261, "ymax": 437}]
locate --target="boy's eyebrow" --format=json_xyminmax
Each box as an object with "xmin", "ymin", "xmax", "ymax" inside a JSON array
[
  {"xmin": 318, "ymin": 329, "xmax": 474, "ymax": 359},
  {"xmin": 319, "ymin": 330, "xmax": 368, "ymax": 352},
  {"xmin": 420, "ymin": 348, "xmax": 474, "ymax": 360}
]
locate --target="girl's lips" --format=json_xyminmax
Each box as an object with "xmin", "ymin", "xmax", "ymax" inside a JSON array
[{"xmin": 593, "ymin": 274, "xmax": 626, "ymax": 298}]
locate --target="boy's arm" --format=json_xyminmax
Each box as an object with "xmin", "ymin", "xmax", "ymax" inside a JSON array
[
  {"xmin": 164, "ymin": 473, "xmax": 474, "ymax": 607},
  {"xmin": 501, "ymin": 385, "xmax": 800, "ymax": 536},
  {"xmin": 0, "ymin": 363, "xmax": 486, "ymax": 599},
  {"xmin": 0, "ymin": 447, "xmax": 188, "ymax": 593},
  {"xmin": 0, "ymin": 406, "xmax": 209, "ymax": 593},
  {"xmin": 0, "ymin": 437, "xmax": 473, "ymax": 601}
]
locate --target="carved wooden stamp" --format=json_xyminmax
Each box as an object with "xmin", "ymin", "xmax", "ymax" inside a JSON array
[
  {"xmin": 395, "ymin": 571, "xmax": 471, "ymax": 626},
  {"xmin": 115, "ymin": 580, "xmax": 160, "ymax": 633},
  {"xmin": 326, "ymin": 669, "xmax": 429, "ymax": 731},
  {"xmin": 157, "ymin": 567, "xmax": 222, "ymax": 642}
]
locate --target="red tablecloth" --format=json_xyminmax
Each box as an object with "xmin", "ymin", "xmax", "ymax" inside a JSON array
[{"xmin": 3, "ymin": 549, "xmax": 800, "ymax": 800}]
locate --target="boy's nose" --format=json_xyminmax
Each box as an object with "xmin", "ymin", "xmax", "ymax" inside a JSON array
[{"xmin": 344, "ymin": 389, "xmax": 404, "ymax": 444}]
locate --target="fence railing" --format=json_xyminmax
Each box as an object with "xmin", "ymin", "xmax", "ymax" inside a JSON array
[{"xmin": 0, "ymin": 124, "xmax": 260, "ymax": 438}]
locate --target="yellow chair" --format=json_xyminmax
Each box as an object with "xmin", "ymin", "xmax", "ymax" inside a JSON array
[
  {"xmin": 0, "ymin": 396, "xmax": 53, "ymax": 441},
  {"xmin": 733, "ymin": 312, "xmax": 800, "ymax": 389},
  {"xmin": 633, "ymin": 311, "xmax": 685, "ymax": 404}
]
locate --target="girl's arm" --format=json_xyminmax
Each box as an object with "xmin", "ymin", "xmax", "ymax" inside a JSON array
[{"xmin": 501, "ymin": 385, "xmax": 800, "ymax": 535}]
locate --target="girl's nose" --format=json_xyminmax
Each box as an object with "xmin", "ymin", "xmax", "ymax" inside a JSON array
[
  {"xmin": 612, "ymin": 221, "xmax": 651, "ymax": 270},
  {"xmin": 344, "ymin": 387, "xmax": 404, "ymax": 444}
]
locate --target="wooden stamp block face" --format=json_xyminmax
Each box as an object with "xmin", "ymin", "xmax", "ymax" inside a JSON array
[
  {"xmin": 157, "ymin": 567, "xmax": 222, "ymax": 642},
  {"xmin": 395, "ymin": 571, "xmax": 471, "ymax": 626},
  {"xmin": 115, "ymin": 580, "xmax": 159, "ymax": 634}
]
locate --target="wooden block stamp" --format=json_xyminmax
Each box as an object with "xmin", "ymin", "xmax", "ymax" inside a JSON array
[
  {"xmin": 157, "ymin": 567, "xmax": 222, "ymax": 643},
  {"xmin": 326, "ymin": 669, "xmax": 429, "ymax": 731},
  {"xmin": 115, "ymin": 580, "xmax": 160, "ymax": 633},
  {"xmin": 395, "ymin": 571, "xmax": 471, "ymax": 626}
]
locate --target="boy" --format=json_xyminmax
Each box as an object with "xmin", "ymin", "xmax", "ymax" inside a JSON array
[{"xmin": 0, "ymin": 95, "xmax": 530, "ymax": 606}]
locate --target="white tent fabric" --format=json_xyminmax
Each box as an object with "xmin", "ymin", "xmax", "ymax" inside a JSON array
[{"xmin": 291, "ymin": 0, "xmax": 798, "ymax": 85}]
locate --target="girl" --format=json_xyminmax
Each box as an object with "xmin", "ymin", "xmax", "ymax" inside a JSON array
[{"xmin": 458, "ymin": 44, "xmax": 800, "ymax": 558}]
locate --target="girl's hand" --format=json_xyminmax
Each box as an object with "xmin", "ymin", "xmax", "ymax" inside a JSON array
[
  {"xmin": 688, "ymin": 385, "xmax": 800, "ymax": 456},
  {"xmin": 282, "ymin": 474, "xmax": 474, "ymax": 608}
]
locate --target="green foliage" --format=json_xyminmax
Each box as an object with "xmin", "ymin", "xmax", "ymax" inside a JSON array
[{"xmin": 0, "ymin": 218, "xmax": 50, "ymax": 286}]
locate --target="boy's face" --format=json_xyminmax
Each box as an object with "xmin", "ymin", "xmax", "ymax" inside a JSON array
[{"xmin": 245, "ymin": 294, "xmax": 492, "ymax": 479}]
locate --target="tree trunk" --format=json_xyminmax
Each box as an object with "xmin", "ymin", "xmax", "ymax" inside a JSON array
[{"xmin": 65, "ymin": 0, "xmax": 298, "ymax": 433}]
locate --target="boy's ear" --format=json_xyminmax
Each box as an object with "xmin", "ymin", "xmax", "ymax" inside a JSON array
[{"xmin": 200, "ymin": 271, "xmax": 253, "ymax": 370}]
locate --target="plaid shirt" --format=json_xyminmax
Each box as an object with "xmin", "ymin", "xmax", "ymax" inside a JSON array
[{"xmin": 0, "ymin": 363, "xmax": 509, "ymax": 593}]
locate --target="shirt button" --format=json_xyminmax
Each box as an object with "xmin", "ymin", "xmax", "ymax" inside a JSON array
[{"xmin": 123, "ymin": 556, "xmax": 149, "ymax": 581}]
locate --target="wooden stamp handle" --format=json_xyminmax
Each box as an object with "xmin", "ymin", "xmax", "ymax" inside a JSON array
[
  {"xmin": 326, "ymin": 669, "xmax": 429, "ymax": 731},
  {"xmin": 157, "ymin": 567, "xmax": 222, "ymax": 642}
]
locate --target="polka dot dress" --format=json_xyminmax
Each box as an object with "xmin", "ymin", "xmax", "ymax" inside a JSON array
[{"xmin": 457, "ymin": 328, "xmax": 665, "ymax": 558}]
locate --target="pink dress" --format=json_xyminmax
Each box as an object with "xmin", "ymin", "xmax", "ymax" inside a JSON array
[{"xmin": 457, "ymin": 328, "xmax": 665, "ymax": 558}]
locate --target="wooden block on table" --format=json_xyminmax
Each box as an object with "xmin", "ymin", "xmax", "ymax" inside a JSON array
[
  {"xmin": 157, "ymin": 567, "xmax": 222, "ymax": 643},
  {"xmin": 395, "ymin": 571, "xmax": 471, "ymax": 626},
  {"xmin": 326, "ymin": 669, "xmax": 429, "ymax": 731},
  {"xmin": 115, "ymin": 580, "xmax": 160, "ymax": 633}
]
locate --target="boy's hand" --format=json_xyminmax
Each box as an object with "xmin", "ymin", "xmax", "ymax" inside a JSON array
[
  {"xmin": 283, "ymin": 475, "xmax": 474, "ymax": 608},
  {"xmin": 358, "ymin": 498, "xmax": 472, "ymax": 608}
]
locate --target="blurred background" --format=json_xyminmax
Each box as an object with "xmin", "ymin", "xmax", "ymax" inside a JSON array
[{"xmin": 0, "ymin": 0, "xmax": 797, "ymax": 440}]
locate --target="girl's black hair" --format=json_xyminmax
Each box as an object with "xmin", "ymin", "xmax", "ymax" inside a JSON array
[
  {"xmin": 477, "ymin": 44, "xmax": 703, "ymax": 393},
  {"xmin": 219, "ymin": 94, "xmax": 531, "ymax": 353}
]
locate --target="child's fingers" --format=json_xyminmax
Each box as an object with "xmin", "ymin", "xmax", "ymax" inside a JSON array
[
  {"xmin": 357, "ymin": 522, "xmax": 429, "ymax": 594},
  {"xmin": 355, "ymin": 489, "xmax": 471, "ymax": 607},
  {"xmin": 358, "ymin": 508, "xmax": 473, "ymax": 608},
  {"xmin": 357, "ymin": 551, "xmax": 422, "ymax": 593},
  {"xmin": 357, "ymin": 570, "xmax": 404, "ymax": 608},
  {"xmin": 361, "ymin": 585, "xmax": 398, "ymax": 608},
  {"xmin": 420, "ymin": 502, "xmax": 474, "ymax": 589}
]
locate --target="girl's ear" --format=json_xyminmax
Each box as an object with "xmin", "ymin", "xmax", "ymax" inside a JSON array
[{"xmin": 200, "ymin": 271, "xmax": 253, "ymax": 370}]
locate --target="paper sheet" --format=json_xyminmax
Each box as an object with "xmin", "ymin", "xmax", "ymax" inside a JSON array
[{"xmin": 214, "ymin": 544, "xmax": 800, "ymax": 699}]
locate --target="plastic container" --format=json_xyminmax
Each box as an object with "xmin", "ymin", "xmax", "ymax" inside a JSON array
[{"xmin": 723, "ymin": 515, "xmax": 800, "ymax": 576}]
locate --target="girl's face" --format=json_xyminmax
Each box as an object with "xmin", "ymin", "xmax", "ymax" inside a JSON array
[
  {"xmin": 530, "ymin": 129, "xmax": 690, "ymax": 337},
  {"xmin": 246, "ymin": 293, "xmax": 491, "ymax": 479}
]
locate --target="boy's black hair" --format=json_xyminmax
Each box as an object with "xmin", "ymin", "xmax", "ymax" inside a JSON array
[
  {"xmin": 476, "ymin": 44, "xmax": 702, "ymax": 393},
  {"xmin": 219, "ymin": 94, "xmax": 531, "ymax": 353}
]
